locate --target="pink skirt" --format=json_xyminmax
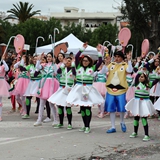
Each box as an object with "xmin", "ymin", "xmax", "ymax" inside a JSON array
[
  {"xmin": 0, "ymin": 79, "xmax": 10, "ymax": 97},
  {"xmin": 126, "ymin": 86, "xmax": 135, "ymax": 102},
  {"xmin": 12, "ymin": 78, "xmax": 30, "ymax": 96},
  {"xmin": 38, "ymin": 78, "xmax": 59, "ymax": 100},
  {"xmin": 93, "ymin": 82, "xmax": 107, "ymax": 97}
]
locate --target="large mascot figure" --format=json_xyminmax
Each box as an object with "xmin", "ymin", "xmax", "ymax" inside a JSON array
[{"xmin": 102, "ymin": 28, "xmax": 133, "ymax": 133}]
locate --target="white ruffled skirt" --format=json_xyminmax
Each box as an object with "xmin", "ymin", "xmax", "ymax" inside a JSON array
[
  {"xmin": 24, "ymin": 80, "xmax": 40, "ymax": 97},
  {"xmin": 66, "ymin": 84, "xmax": 104, "ymax": 107},
  {"xmin": 150, "ymin": 82, "xmax": 160, "ymax": 97},
  {"xmin": 125, "ymin": 98, "xmax": 156, "ymax": 117},
  {"xmin": 154, "ymin": 97, "xmax": 160, "ymax": 111},
  {"xmin": 48, "ymin": 86, "xmax": 72, "ymax": 107}
]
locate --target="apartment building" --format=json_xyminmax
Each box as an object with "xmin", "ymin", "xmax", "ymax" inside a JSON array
[{"xmin": 50, "ymin": 7, "xmax": 122, "ymax": 31}]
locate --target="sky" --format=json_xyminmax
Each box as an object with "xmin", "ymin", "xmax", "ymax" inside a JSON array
[{"xmin": 0, "ymin": 0, "xmax": 122, "ymax": 15}]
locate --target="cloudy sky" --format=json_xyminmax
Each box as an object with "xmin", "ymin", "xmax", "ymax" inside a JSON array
[{"xmin": 0, "ymin": 0, "xmax": 122, "ymax": 15}]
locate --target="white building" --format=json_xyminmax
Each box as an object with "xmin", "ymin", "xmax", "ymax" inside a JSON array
[
  {"xmin": 50, "ymin": 7, "xmax": 122, "ymax": 31},
  {"xmin": 1, "ymin": 7, "xmax": 123, "ymax": 29},
  {"xmin": 0, "ymin": 11, "xmax": 18, "ymax": 25}
]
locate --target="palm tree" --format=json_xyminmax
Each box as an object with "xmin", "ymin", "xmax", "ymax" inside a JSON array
[
  {"xmin": 4, "ymin": 1, "xmax": 41, "ymax": 23},
  {"xmin": 0, "ymin": 24, "xmax": 5, "ymax": 43}
]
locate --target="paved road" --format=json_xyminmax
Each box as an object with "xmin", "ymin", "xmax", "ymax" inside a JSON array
[{"xmin": 0, "ymin": 98, "xmax": 160, "ymax": 160}]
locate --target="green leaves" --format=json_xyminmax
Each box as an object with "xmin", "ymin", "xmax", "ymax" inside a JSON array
[{"xmin": 5, "ymin": 1, "xmax": 41, "ymax": 23}]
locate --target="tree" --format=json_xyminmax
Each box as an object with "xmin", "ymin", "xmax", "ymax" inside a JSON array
[
  {"xmin": 62, "ymin": 22, "xmax": 86, "ymax": 41},
  {"xmin": 9, "ymin": 17, "xmax": 62, "ymax": 55},
  {"xmin": 0, "ymin": 23, "xmax": 6, "ymax": 43},
  {"xmin": 0, "ymin": 19, "xmax": 14, "ymax": 44},
  {"xmin": 90, "ymin": 23, "xmax": 118, "ymax": 47},
  {"xmin": 121, "ymin": 0, "xmax": 160, "ymax": 52},
  {"xmin": 5, "ymin": 1, "xmax": 41, "ymax": 23}
]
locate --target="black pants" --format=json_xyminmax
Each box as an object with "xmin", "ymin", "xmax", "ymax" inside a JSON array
[
  {"xmin": 81, "ymin": 106, "xmax": 92, "ymax": 128},
  {"xmin": 58, "ymin": 106, "xmax": 72, "ymax": 125}
]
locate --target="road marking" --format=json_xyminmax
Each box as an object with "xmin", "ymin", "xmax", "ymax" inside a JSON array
[
  {"xmin": 0, "ymin": 138, "xmax": 17, "ymax": 142},
  {"xmin": 0, "ymin": 121, "xmax": 132, "ymax": 146}
]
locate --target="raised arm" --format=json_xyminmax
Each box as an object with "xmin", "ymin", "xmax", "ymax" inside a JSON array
[
  {"xmin": 126, "ymin": 52, "xmax": 133, "ymax": 73},
  {"xmin": 2, "ymin": 60, "xmax": 9, "ymax": 72},
  {"xmin": 75, "ymin": 43, "xmax": 88, "ymax": 68},
  {"xmin": 94, "ymin": 44, "xmax": 103, "ymax": 70}
]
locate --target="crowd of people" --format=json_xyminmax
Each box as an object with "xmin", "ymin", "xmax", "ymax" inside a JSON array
[{"xmin": 0, "ymin": 43, "xmax": 160, "ymax": 141}]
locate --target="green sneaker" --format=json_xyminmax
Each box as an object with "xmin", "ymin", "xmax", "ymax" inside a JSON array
[
  {"xmin": 67, "ymin": 124, "xmax": 72, "ymax": 130},
  {"xmin": 54, "ymin": 124, "xmax": 63, "ymax": 129},
  {"xmin": 84, "ymin": 127, "xmax": 91, "ymax": 134},
  {"xmin": 158, "ymin": 116, "xmax": 160, "ymax": 121},
  {"xmin": 129, "ymin": 132, "xmax": 137, "ymax": 138},
  {"xmin": 22, "ymin": 114, "xmax": 30, "ymax": 119},
  {"xmin": 79, "ymin": 127, "xmax": 85, "ymax": 132},
  {"xmin": 143, "ymin": 135, "xmax": 150, "ymax": 141}
]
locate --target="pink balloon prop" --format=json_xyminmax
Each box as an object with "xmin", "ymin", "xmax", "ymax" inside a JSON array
[
  {"xmin": 118, "ymin": 28, "xmax": 131, "ymax": 47},
  {"xmin": 141, "ymin": 39, "xmax": 149, "ymax": 58},
  {"xmin": 14, "ymin": 34, "xmax": 25, "ymax": 54}
]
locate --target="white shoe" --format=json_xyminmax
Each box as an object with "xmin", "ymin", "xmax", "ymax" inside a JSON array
[
  {"xmin": 34, "ymin": 121, "xmax": 42, "ymax": 126},
  {"xmin": 43, "ymin": 117, "xmax": 51, "ymax": 123},
  {"xmin": 52, "ymin": 121, "xmax": 58, "ymax": 127}
]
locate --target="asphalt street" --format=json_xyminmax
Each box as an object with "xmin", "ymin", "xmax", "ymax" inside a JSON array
[{"xmin": 0, "ymin": 98, "xmax": 160, "ymax": 160}]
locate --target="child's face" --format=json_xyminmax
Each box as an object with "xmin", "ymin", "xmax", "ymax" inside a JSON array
[
  {"xmin": 139, "ymin": 74, "xmax": 145, "ymax": 82},
  {"xmin": 58, "ymin": 54, "xmax": 64, "ymax": 62}
]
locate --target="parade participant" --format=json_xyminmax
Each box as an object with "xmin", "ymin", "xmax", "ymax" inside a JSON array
[
  {"xmin": 55, "ymin": 53, "xmax": 67, "ymax": 117},
  {"xmin": 124, "ymin": 56, "xmax": 140, "ymax": 118},
  {"xmin": 8, "ymin": 57, "xmax": 22, "ymax": 113},
  {"xmin": 66, "ymin": 43, "xmax": 104, "ymax": 133},
  {"xmin": 93, "ymin": 60, "xmax": 107, "ymax": 118},
  {"xmin": 0, "ymin": 55, "xmax": 10, "ymax": 121},
  {"xmin": 149, "ymin": 58, "xmax": 160, "ymax": 119},
  {"xmin": 48, "ymin": 57, "xmax": 76, "ymax": 129},
  {"xmin": 13, "ymin": 54, "xmax": 30, "ymax": 115},
  {"xmin": 126, "ymin": 71, "xmax": 160, "ymax": 141},
  {"xmin": 56, "ymin": 53, "xmax": 65, "ymax": 68},
  {"xmin": 101, "ymin": 50, "xmax": 133, "ymax": 133},
  {"xmin": 34, "ymin": 55, "xmax": 47, "ymax": 114},
  {"xmin": 23, "ymin": 55, "xmax": 42, "ymax": 119},
  {"xmin": 34, "ymin": 52, "xmax": 59, "ymax": 126}
]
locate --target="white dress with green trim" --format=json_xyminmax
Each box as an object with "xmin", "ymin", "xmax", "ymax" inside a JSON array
[
  {"xmin": 154, "ymin": 96, "xmax": 160, "ymax": 110},
  {"xmin": 149, "ymin": 71, "xmax": 160, "ymax": 96},
  {"xmin": 48, "ymin": 67, "xmax": 75, "ymax": 107},
  {"xmin": 24, "ymin": 64, "xmax": 42, "ymax": 97},
  {"xmin": 66, "ymin": 65, "xmax": 104, "ymax": 107},
  {"xmin": 125, "ymin": 82, "xmax": 156, "ymax": 117}
]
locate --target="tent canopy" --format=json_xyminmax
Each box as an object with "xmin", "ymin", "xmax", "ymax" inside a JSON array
[{"xmin": 37, "ymin": 33, "xmax": 98, "ymax": 59}]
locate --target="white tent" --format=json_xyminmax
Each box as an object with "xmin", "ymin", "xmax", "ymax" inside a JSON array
[{"xmin": 36, "ymin": 33, "xmax": 98, "ymax": 59}]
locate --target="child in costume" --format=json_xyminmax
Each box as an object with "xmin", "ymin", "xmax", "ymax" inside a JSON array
[
  {"xmin": 8, "ymin": 57, "xmax": 22, "ymax": 113},
  {"xmin": 124, "ymin": 57, "xmax": 141, "ymax": 118},
  {"xmin": 23, "ymin": 55, "xmax": 42, "ymax": 119},
  {"xmin": 13, "ymin": 55, "xmax": 30, "ymax": 115},
  {"xmin": 93, "ymin": 61, "xmax": 107, "ymax": 118},
  {"xmin": 93, "ymin": 48, "xmax": 111, "ymax": 118},
  {"xmin": 0, "ymin": 56, "xmax": 10, "ymax": 121},
  {"xmin": 125, "ymin": 71, "xmax": 160, "ymax": 141},
  {"xmin": 66, "ymin": 43, "xmax": 104, "ymax": 133},
  {"xmin": 34, "ymin": 52, "xmax": 59, "ymax": 126},
  {"xmin": 153, "ymin": 66, "xmax": 160, "ymax": 115},
  {"xmin": 48, "ymin": 57, "xmax": 76, "ymax": 129},
  {"xmin": 149, "ymin": 58, "xmax": 160, "ymax": 119}
]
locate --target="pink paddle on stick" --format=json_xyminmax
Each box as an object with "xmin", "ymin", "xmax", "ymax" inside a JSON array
[
  {"xmin": 118, "ymin": 28, "xmax": 131, "ymax": 47},
  {"xmin": 14, "ymin": 34, "xmax": 25, "ymax": 55},
  {"xmin": 141, "ymin": 39, "xmax": 149, "ymax": 58}
]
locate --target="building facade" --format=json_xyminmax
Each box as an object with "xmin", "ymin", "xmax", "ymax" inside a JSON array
[{"xmin": 50, "ymin": 7, "xmax": 122, "ymax": 31}]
